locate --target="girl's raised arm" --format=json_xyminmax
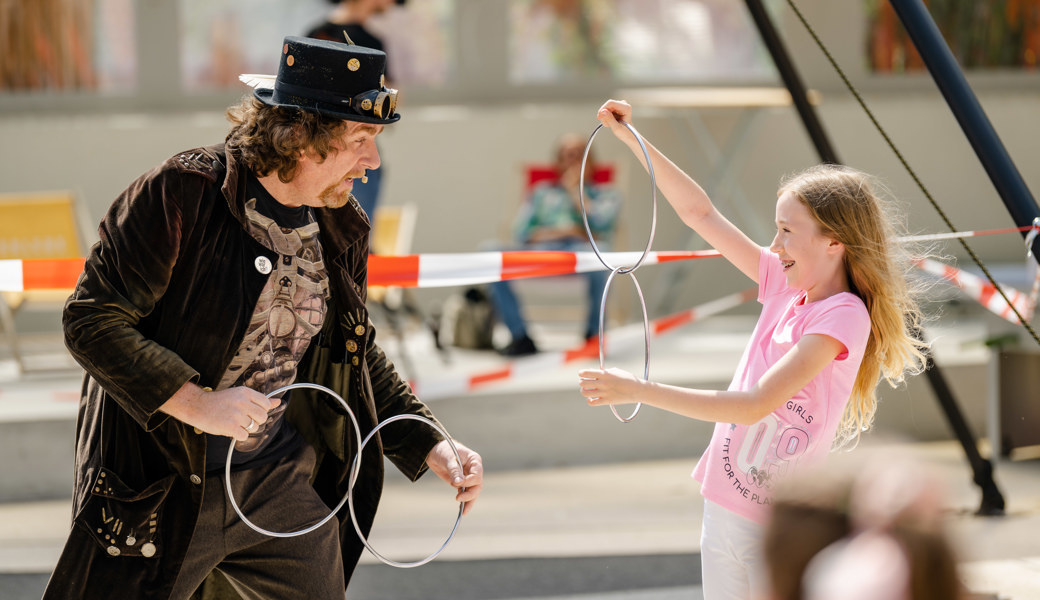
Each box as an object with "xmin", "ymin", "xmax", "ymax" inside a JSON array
[{"xmin": 597, "ymin": 100, "xmax": 762, "ymax": 282}]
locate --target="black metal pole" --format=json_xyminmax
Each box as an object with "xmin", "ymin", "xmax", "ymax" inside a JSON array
[
  {"xmin": 921, "ymin": 351, "xmax": 1006, "ymax": 515},
  {"xmin": 889, "ymin": 0, "xmax": 1040, "ymax": 260},
  {"xmin": 745, "ymin": 0, "xmax": 1005, "ymax": 515},
  {"xmin": 743, "ymin": 0, "xmax": 839, "ymax": 164}
]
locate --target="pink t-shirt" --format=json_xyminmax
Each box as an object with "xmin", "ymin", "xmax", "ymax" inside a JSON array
[{"xmin": 691, "ymin": 248, "xmax": 870, "ymax": 524}]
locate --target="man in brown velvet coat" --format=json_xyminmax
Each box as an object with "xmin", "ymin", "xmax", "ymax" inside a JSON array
[{"xmin": 44, "ymin": 36, "xmax": 483, "ymax": 599}]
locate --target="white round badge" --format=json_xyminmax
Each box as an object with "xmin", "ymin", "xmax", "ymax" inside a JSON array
[{"xmin": 254, "ymin": 256, "xmax": 273, "ymax": 275}]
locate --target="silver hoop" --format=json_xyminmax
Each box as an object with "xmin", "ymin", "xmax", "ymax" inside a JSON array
[
  {"xmin": 598, "ymin": 267, "xmax": 651, "ymax": 423},
  {"xmin": 347, "ymin": 414, "xmax": 466, "ymax": 568},
  {"xmin": 579, "ymin": 121, "xmax": 658, "ymax": 274},
  {"xmin": 224, "ymin": 382, "xmax": 362, "ymax": 539}
]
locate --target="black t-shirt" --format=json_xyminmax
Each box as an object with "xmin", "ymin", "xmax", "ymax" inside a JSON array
[
  {"xmin": 250, "ymin": 175, "xmax": 313, "ymax": 229},
  {"xmin": 204, "ymin": 174, "xmax": 325, "ymax": 473}
]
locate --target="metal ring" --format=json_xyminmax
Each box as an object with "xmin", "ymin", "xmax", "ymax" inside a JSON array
[
  {"xmin": 347, "ymin": 414, "xmax": 466, "ymax": 568},
  {"xmin": 597, "ymin": 267, "xmax": 651, "ymax": 423},
  {"xmin": 245, "ymin": 417, "xmax": 257, "ymax": 433},
  {"xmin": 579, "ymin": 121, "xmax": 658, "ymax": 274},
  {"xmin": 224, "ymin": 382, "xmax": 363, "ymax": 539}
]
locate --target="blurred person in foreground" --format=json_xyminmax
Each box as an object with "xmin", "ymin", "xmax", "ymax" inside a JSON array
[
  {"xmin": 764, "ymin": 457, "xmax": 966, "ymax": 600},
  {"xmin": 44, "ymin": 36, "xmax": 482, "ymax": 600}
]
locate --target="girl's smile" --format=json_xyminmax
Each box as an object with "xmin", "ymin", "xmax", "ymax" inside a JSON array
[{"xmin": 770, "ymin": 190, "xmax": 849, "ymax": 302}]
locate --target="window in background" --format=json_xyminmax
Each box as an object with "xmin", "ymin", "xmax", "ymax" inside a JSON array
[
  {"xmin": 867, "ymin": 0, "xmax": 1040, "ymax": 72},
  {"xmin": 367, "ymin": 0, "xmax": 455, "ymax": 88},
  {"xmin": 0, "ymin": 0, "xmax": 136, "ymax": 92},
  {"xmin": 179, "ymin": 0, "xmax": 327, "ymax": 92},
  {"xmin": 179, "ymin": 0, "xmax": 453, "ymax": 93},
  {"xmin": 508, "ymin": 0, "xmax": 775, "ymax": 85}
]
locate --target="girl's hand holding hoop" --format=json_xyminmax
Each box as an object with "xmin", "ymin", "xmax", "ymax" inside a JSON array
[
  {"xmin": 578, "ymin": 367, "xmax": 647, "ymax": 407},
  {"xmin": 426, "ymin": 439, "xmax": 484, "ymax": 515},
  {"xmin": 596, "ymin": 99, "xmax": 634, "ymax": 136}
]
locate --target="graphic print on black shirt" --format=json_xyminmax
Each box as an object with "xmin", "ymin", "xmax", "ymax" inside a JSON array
[{"xmin": 206, "ymin": 177, "xmax": 330, "ymax": 472}]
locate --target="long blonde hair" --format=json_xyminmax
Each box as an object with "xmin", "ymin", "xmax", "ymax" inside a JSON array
[{"xmin": 779, "ymin": 164, "xmax": 928, "ymax": 447}]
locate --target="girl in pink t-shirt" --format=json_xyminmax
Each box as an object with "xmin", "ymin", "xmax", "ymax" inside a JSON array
[{"xmin": 578, "ymin": 100, "xmax": 928, "ymax": 600}]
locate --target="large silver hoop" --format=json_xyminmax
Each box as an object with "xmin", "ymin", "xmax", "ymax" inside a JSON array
[
  {"xmin": 348, "ymin": 414, "xmax": 466, "ymax": 568},
  {"xmin": 224, "ymin": 382, "xmax": 362, "ymax": 539},
  {"xmin": 598, "ymin": 267, "xmax": 651, "ymax": 423},
  {"xmin": 579, "ymin": 121, "xmax": 658, "ymax": 274}
]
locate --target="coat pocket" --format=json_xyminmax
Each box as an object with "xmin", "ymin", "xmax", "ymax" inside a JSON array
[
  {"xmin": 287, "ymin": 384, "xmax": 351, "ymax": 464},
  {"xmin": 76, "ymin": 468, "xmax": 176, "ymax": 559},
  {"xmin": 289, "ymin": 358, "xmax": 358, "ymax": 464}
]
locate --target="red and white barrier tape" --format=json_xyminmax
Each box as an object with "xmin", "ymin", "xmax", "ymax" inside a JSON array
[
  {"xmin": 0, "ymin": 251, "xmax": 720, "ymax": 292},
  {"xmin": 917, "ymin": 258, "xmax": 1039, "ymax": 323},
  {"xmin": 4, "ymin": 231, "xmax": 1038, "ymax": 326},
  {"xmin": 365, "ymin": 250, "xmax": 719, "ymax": 288},
  {"xmin": 411, "ymin": 288, "xmax": 757, "ymax": 400},
  {"xmin": 901, "ymin": 224, "xmax": 1038, "ymax": 244},
  {"xmin": 6, "ymin": 223, "xmax": 1037, "ymax": 292},
  {"xmin": 0, "ymin": 258, "xmax": 86, "ymax": 292}
]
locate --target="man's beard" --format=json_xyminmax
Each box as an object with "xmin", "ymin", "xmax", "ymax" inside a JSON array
[{"xmin": 318, "ymin": 181, "xmax": 352, "ymax": 209}]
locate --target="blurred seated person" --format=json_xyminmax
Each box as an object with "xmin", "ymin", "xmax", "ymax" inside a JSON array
[{"xmin": 490, "ymin": 132, "xmax": 622, "ymax": 356}]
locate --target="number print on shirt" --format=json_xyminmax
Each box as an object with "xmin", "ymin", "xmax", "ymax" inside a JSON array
[{"xmin": 734, "ymin": 414, "xmax": 811, "ymax": 490}]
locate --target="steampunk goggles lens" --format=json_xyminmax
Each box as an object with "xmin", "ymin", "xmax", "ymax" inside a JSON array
[{"xmin": 350, "ymin": 88, "xmax": 398, "ymax": 119}]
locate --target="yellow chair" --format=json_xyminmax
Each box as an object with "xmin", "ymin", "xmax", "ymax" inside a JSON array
[
  {"xmin": 368, "ymin": 203, "xmax": 418, "ymax": 309},
  {"xmin": 0, "ymin": 190, "xmax": 93, "ymax": 372},
  {"xmin": 365, "ymin": 203, "xmax": 446, "ymax": 370}
]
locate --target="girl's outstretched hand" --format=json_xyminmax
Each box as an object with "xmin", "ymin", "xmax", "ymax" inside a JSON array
[
  {"xmin": 596, "ymin": 99, "xmax": 634, "ymax": 138},
  {"xmin": 578, "ymin": 367, "xmax": 645, "ymax": 406}
]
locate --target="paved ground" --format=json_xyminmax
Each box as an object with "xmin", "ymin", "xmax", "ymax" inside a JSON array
[{"xmin": 2, "ymin": 441, "xmax": 1035, "ymax": 599}]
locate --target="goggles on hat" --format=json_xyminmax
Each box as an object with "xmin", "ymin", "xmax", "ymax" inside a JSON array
[{"xmin": 348, "ymin": 88, "xmax": 398, "ymax": 120}]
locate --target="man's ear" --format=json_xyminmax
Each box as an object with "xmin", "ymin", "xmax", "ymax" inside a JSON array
[{"xmin": 297, "ymin": 146, "xmax": 319, "ymax": 166}]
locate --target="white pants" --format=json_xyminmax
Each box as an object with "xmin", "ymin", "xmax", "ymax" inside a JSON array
[{"xmin": 700, "ymin": 499, "xmax": 769, "ymax": 600}]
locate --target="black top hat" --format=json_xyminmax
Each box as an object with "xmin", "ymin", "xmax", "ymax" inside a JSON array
[{"xmin": 252, "ymin": 36, "xmax": 399, "ymax": 125}]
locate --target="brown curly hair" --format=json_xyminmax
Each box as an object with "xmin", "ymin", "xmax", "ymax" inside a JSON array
[{"xmin": 225, "ymin": 96, "xmax": 351, "ymax": 183}]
